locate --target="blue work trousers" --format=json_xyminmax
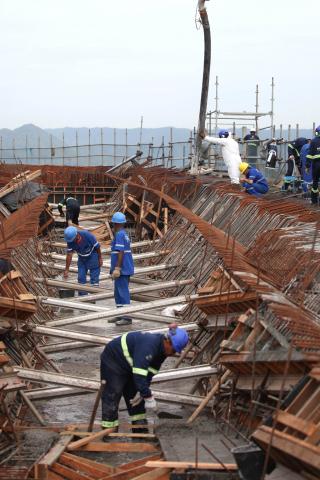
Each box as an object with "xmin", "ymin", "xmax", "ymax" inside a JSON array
[
  {"xmin": 100, "ymin": 346, "xmax": 146, "ymax": 428},
  {"xmin": 78, "ymin": 252, "xmax": 100, "ymax": 296},
  {"xmin": 243, "ymin": 182, "xmax": 268, "ymax": 197},
  {"xmin": 114, "ymin": 275, "xmax": 131, "ymax": 320}
]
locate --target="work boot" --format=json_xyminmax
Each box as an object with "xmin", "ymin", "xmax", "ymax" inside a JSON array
[
  {"xmin": 108, "ymin": 317, "xmax": 118, "ymax": 323},
  {"xmin": 131, "ymin": 419, "xmax": 148, "ymax": 434},
  {"xmin": 102, "ymin": 426, "xmax": 118, "ymax": 442},
  {"xmin": 115, "ymin": 318, "xmax": 132, "ymax": 326}
]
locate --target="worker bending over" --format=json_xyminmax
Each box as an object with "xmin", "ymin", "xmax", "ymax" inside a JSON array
[
  {"xmin": 63, "ymin": 226, "xmax": 103, "ymax": 295},
  {"xmin": 306, "ymin": 125, "xmax": 320, "ymax": 204},
  {"xmin": 200, "ymin": 130, "xmax": 241, "ymax": 184},
  {"xmin": 110, "ymin": 212, "xmax": 134, "ymax": 326},
  {"xmin": 100, "ymin": 326, "xmax": 189, "ymax": 432},
  {"xmin": 239, "ymin": 162, "xmax": 269, "ymax": 197},
  {"xmin": 58, "ymin": 196, "xmax": 80, "ymax": 226}
]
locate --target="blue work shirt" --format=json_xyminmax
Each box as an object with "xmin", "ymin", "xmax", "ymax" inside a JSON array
[
  {"xmin": 244, "ymin": 167, "xmax": 269, "ymax": 189},
  {"xmin": 110, "ymin": 229, "xmax": 134, "ymax": 276},
  {"xmin": 67, "ymin": 230, "xmax": 100, "ymax": 259},
  {"xmin": 101, "ymin": 332, "xmax": 166, "ymax": 398}
]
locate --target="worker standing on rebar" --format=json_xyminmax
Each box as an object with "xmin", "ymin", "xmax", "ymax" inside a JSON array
[
  {"xmin": 63, "ymin": 226, "xmax": 103, "ymax": 295},
  {"xmin": 58, "ymin": 195, "xmax": 80, "ymax": 227},
  {"xmin": 239, "ymin": 162, "xmax": 269, "ymax": 197},
  {"xmin": 200, "ymin": 130, "xmax": 241, "ymax": 184},
  {"xmin": 243, "ymin": 129, "xmax": 260, "ymax": 164},
  {"xmin": 306, "ymin": 126, "xmax": 320, "ymax": 204},
  {"xmin": 109, "ymin": 212, "xmax": 134, "ymax": 326},
  {"xmin": 100, "ymin": 326, "xmax": 189, "ymax": 433},
  {"xmin": 300, "ymin": 140, "xmax": 312, "ymax": 193}
]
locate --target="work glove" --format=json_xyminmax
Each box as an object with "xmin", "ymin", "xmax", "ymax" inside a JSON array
[
  {"xmin": 111, "ymin": 267, "xmax": 121, "ymax": 279},
  {"xmin": 129, "ymin": 393, "xmax": 143, "ymax": 407},
  {"xmin": 305, "ymin": 168, "xmax": 310, "ymax": 174},
  {"xmin": 144, "ymin": 396, "xmax": 157, "ymax": 411},
  {"xmin": 288, "ymin": 155, "xmax": 295, "ymax": 160}
]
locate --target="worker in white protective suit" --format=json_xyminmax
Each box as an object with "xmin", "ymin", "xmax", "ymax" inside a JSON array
[{"xmin": 200, "ymin": 130, "xmax": 241, "ymax": 184}]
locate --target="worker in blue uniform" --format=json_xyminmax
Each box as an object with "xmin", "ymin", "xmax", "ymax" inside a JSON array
[
  {"xmin": 100, "ymin": 326, "xmax": 189, "ymax": 432},
  {"xmin": 63, "ymin": 226, "xmax": 103, "ymax": 295},
  {"xmin": 58, "ymin": 196, "xmax": 80, "ymax": 227},
  {"xmin": 306, "ymin": 126, "xmax": 320, "ymax": 204},
  {"xmin": 109, "ymin": 212, "xmax": 134, "ymax": 326},
  {"xmin": 239, "ymin": 162, "xmax": 269, "ymax": 197}
]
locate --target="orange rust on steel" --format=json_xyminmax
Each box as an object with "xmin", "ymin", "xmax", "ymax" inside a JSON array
[{"xmin": 0, "ymin": 194, "xmax": 48, "ymax": 258}]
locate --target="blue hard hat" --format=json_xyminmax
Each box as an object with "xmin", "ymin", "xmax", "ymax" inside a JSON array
[
  {"xmin": 64, "ymin": 226, "xmax": 77, "ymax": 242},
  {"xmin": 219, "ymin": 129, "xmax": 229, "ymax": 138},
  {"xmin": 168, "ymin": 326, "xmax": 189, "ymax": 353},
  {"xmin": 111, "ymin": 212, "xmax": 126, "ymax": 224},
  {"xmin": 315, "ymin": 125, "xmax": 320, "ymax": 136}
]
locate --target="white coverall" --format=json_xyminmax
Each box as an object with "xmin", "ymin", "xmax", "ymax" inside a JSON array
[{"xmin": 204, "ymin": 136, "xmax": 241, "ymax": 184}]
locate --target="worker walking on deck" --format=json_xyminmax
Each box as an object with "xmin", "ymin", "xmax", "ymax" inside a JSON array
[
  {"xmin": 109, "ymin": 212, "xmax": 134, "ymax": 326},
  {"xmin": 239, "ymin": 162, "xmax": 269, "ymax": 197},
  {"xmin": 58, "ymin": 196, "xmax": 80, "ymax": 226},
  {"xmin": 63, "ymin": 226, "xmax": 103, "ymax": 295},
  {"xmin": 306, "ymin": 126, "xmax": 320, "ymax": 204},
  {"xmin": 200, "ymin": 130, "xmax": 241, "ymax": 184},
  {"xmin": 100, "ymin": 326, "xmax": 189, "ymax": 432}
]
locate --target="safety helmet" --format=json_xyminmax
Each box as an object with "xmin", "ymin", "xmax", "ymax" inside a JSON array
[
  {"xmin": 315, "ymin": 125, "xmax": 320, "ymax": 136},
  {"xmin": 111, "ymin": 212, "xmax": 126, "ymax": 224},
  {"xmin": 239, "ymin": 162, "xmax": 249, "ymax": 174},
  {"xmin": 218, "ymin": 129, "xmax": 229, "ymax": 138},
  {"xmin": 64, "ymin": 226, "xmax": 77, "ymax": 242},
  {"xmin": 167, "ymin": 325, "xmax": 189, "ymax": 353}
]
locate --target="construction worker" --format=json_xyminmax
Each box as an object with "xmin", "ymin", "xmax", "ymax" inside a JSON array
[
  {"xmin": 109, "ymin": 212, "xmax": 134, "ymax": 326},
  {"xmin": 100, "ymin": 326, "xmax": 189, "ymax": 432},
  {"xmin": 58, "ymin": 195, "xmax": 80, "ymax": 226},
  {"xmin": 200, "ymin": 130, "xmax": 241, "ymax": 184},
  {"xmin": 243, "ymin": 129, "xmax": 260, "ymax": 163},
  {"xmin": 63, "ymin": 226, "xmax": 102, "ymax": 295},
  {"xmin": 300, "ymin": 140, "xmax": 312, "ymax": 193},
  {"xmin": 286, "ymin": 137, "xmax": 308, "ymax": 176},
  {"xmin": 239, "ymin": 162, "xmax": 269, "ymax": 197},
  {"xmin": 306, "ymin": 126, "xmax": 320, "ymax": 204}
]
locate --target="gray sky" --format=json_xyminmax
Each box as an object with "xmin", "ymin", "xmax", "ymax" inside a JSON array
[{"xmin": 1, "ymin": 0, "xmax": 319, "ymax": 130}]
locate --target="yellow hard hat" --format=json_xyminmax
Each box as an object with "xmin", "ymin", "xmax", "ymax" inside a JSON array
[{"xmin": 239, "ymin": 162, "xmax": 249, "ymax": 174}]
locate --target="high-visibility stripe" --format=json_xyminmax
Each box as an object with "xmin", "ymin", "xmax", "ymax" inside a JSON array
[
  {"xmin": 121, "ymin": 333, "xmax": 133, "ymax": 366},
  {"xmin": 130, "ymin": 413, "xmax": 147, "ymax": 422},
  {"xmin": 101, "ymin": 419, "xmax": 119, "ymax": 428},
  {"xmin": 115, "ymin": 244, "xmax": 125, "ymax": 247},
  {"xmin": 133, "ymin": 367, "xmax": 148, "ymax": 376},
  {"xmin": 313, "ymin": 154, "xmax": 320, "ymax": 159},
  {"xmin": 148, "ymin": 367, "xmax": 158, "ymax": 375},
  {"xmin": 312, "ymin": 188, "xmax": 319, "ymax": 193}
]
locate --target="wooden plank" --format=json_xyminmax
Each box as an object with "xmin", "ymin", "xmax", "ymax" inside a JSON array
[
  {"xmin": 18, "ymin": 293, "xmax": 36, "ymax": 301},
  {"xmin": 101, "ymin": 466, "xmax": 151, "ymax": 480},
  {"xmin": 51, "ymin": 462, "xmax": 93, "ymax": 480},
  {"xmin": 60, "ymin": 453, "xmax": 116, "ymax": 477},
  {"xmin": 253, "ymin": 426, "xmax": 320, "ymax": 469},
  {"xmin": 7, "ymin": 270, "xmax": 22, "ymax": 280},
  {"xmin": 0, "ymin": 353, "xmax": 10, "ymax": 364},
  {"xmin": 0, "ymin": 296, "xmax": 37, "ymax": 312},
  {"xmin": 145, "ymin": 461, "xmax": 238, "ymax": 471},
  {"xmin": 0, "ymin": 341, "xmax": 6, "ymax": 350},
  {"xmin": 47, "ymin": 471, "xmax": 65, "ymax": 480},
  {"xmin": 119, "ymin": 454, "xmax": 161, "ymax": 472},
  {"xmin": 131, "ymin": 468, "xmax": 171, "ymax": 480},
  {"xmin": 276, "ymin": 411, "xmax": 318, "ymax": 436},
  {"xmin": 35, "ymin": 435, "xmax": 73, "ymax": 480},
  {"xmin": 67, "ymin": 428, "xmax": 115, "ymax": 451},
  {"xmin": 62, "ymin": 431, "xmax": 155, "ymax": 439},
  {"xmin": 77, "ymin": 442, "xmax": 159, "ymax": 453}
]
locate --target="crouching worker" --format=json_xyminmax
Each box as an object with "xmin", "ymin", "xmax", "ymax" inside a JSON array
[
  {"xmin": 110, "ymin": 212, "xmax": 134, "ymax": 326},
  {"xmin": 239, "ymin": 162, "xmax": 269, "ymax": 197},
  {"xmin": 100, "ymin": 326, "xmax": 189, "ymax": 433},
  {"xmin": 63, "ymin": 226, "xmax": 103, "ymax": 295}
]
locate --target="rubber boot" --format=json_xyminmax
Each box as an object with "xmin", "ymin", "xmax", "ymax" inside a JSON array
[{"xmin": 132, "ymin": 419, "xmax": 148, "ymax": 434}]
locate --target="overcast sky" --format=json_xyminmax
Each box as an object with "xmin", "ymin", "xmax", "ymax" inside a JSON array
[{"xmin": 1, "ymin": 0, "xmax": 318, "ymax": 130}]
